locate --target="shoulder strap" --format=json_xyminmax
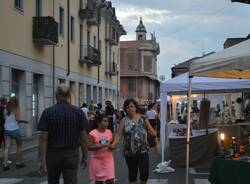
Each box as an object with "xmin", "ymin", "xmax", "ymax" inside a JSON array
[{"xmin": 140, "ymin": 115, "xmax": 148, "ymax": 131}]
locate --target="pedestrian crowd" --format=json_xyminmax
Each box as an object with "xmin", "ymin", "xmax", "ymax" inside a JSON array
[{"xmin": 0, "ymin": 84, "xmax": 161, "ymax": 184}]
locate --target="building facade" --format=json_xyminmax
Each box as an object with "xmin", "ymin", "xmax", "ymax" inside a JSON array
[
  {"xmin": 120, "ymin": 18, "xmax": 160, "ymax": 105},
  {"xmin": 224, "ymin": 34, "xmax": 250, "ymax": 49},
  {"xmin": 0, "ymin": 0, "xmax": 125, "ymax": 137}
]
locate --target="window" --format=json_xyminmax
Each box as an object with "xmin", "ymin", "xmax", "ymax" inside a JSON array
[
  {"xmin": 87, "ymin": 31, "xmax": 90, "ymax": 45},
  {"xmin": 11, "ymin": 70, "xmax": 19, "ymax": 97},
  {"xmin": 93, "ymin": 35, "xmax": 96, "ymax": 48},
  {"xmin": 59, "ymin": 7, "xmax": 64, "ymax": 36},
  {"xmin": 128, "ymin": 80, "xmax": 135, "ymax": 92},
  {"xmin": 86, "ymin": 85, "xmax": 91, "ymax": 105},
  {"xmin": 105, "ymin": 46, "xmax": 108, "ymax": 72},
  {"xmin": 36, "ymin": 0, "xmax": 42, "ymax": 16},
  {"xmin": 112, "ymin": 27, "xmax": 116, "ymax": 40},
  {"xmin": 128, "ymin": 53, "xmax": 137, "ymax": 71},
  {"xmin": 80, "ymin": 24, "xmax": 83, "ymax": 59},
  {"xmin": 93, "ymin": 86, "xmax": 97, "ymax": 104},
  {"xmin": 105, "ymin": 89, "xmax": 108, "ymax": 100},
  {"xmin": 109, "ymin": 48, "xmax": 112, "ymax": 71},
  {"xmin": 70, "ymin": 16, "xmax": 75, "ymax": 42},
  {"xmin": 70, "ymin": 81, "xmax": 76, "ymax": 106},
  {"xmin": 14, "ymin": 0, "xmax": 23, "ymax": 11},
  {"xmin": 144, "ymin": 56, "xmax": 153, "ymax": 72},
  {"xmin": 57, "ymin": 78, "xmax": 65, "ymax": 84},
  {"xmin": 79, "ymin": 83, "xmax": 84, "ymax": 106}
]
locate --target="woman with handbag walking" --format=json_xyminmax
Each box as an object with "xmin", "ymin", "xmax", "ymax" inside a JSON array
[{"xmin": 109, "ymin": 98, "xmax": 160, "ymax": 184}]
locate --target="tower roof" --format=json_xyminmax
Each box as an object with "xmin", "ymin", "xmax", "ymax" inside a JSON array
[{"xmin": 135, "ymin": 17, "xmax": 147, "ymax": 33}]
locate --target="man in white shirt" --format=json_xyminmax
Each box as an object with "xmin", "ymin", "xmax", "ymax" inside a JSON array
[{"xmin": 81, "ymin": 103, "xmax": 89, "ymax": 120}]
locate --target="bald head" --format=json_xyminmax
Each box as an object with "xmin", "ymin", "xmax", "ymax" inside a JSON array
[{"xmin": 56, "ymin": 84, "xmax": 70, "ymax": 102}]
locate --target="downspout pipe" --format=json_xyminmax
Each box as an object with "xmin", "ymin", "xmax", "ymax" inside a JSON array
[
  {"xmin": 52, "ymin": 0, "xmax": 55, "ymax": 104},
  {"xmin": 97, "ymin": 8, "xmax": 100, "ymax": 84},
  {"xmin": 66, "ymin": 0, "xmax": 70, "ymax": 76}
]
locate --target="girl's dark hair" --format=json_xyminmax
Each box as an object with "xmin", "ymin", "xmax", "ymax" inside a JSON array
[
  {"xmin": 123, "ymin": 98, "xmax": 139, "ymax": 114},
  {"xmin": 7, "ymin": 96, "xmax": 19, "ymax": 116},
  {"xmin": 97, "ymin": 103, "xmax": 102, "ymax": 109},
  {"xmin": 81, "ymin": 102, "xmax": 88, "ymax": 108},
  {"xmin": 236, "ymin": 97, "xmax": 242, "ymax": 103},
  {"xmin": 0, "ymin": 97, "xmax": 7, "ymax": 105},
  {"xmin": 120, "ymin": 110, "xmax": 126, "ymax": 119},
  {"xmin": 94, "ymin": 111, "xmax": 109, "ymax": 125}
]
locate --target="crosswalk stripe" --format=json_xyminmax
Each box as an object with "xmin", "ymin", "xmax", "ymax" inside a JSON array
[
  {"xmin": 90, "ymin": 179, "xmax": 167, "ymax": 184},
  {"xmin": 190, "ymin": 168, "xmax": 197, "ymax": 174},
  {"xmin": 190, "ymin": 168, "xmax": 209, "ymax": 175},
  {"xmin": 39, "ymin": 178, "xmax": 63, "ymax": 184},
  {"xmin": 147, "ymin": 179, "xmax": 168, "ymax": 184},
  {"xmin": 89, "ymin": 179, "xmax": 118, "ymax": 184},
  {"xmin": 194, "ymin": 179, "xmax": 210, "ymax": 184},
  {"xmin": 0, "ymin": 178, "xmax": 23, "ymax": 184}
]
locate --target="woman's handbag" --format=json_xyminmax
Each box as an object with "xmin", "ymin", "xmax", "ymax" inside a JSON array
[
  {"xmin": 147, "ymin": 133, "xmax": 157, "ymax": 148},
  {"xmin": 142, "ymin": 116, "xmax": 157, "ymax": 147}
]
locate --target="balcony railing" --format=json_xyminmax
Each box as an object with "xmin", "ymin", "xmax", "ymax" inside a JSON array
[
  {"xmin": 79, "ymin": 0, "xmax": 98, "ymax": 25},
  {"xmin": 32, "ymin": 16, "xmax": 58, "ymax": 45},
  {"xmin": 105, "ymin": 27, "xmax": 118, "ymax": 45},
  {"xmin": 79, "ymin": 44, "xmax": 101, "ymax": 66}
]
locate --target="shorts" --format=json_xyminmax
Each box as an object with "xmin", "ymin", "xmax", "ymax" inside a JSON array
[{"xmin": 4, "ymin": 129, "xmax": 22, "ymax": 140}]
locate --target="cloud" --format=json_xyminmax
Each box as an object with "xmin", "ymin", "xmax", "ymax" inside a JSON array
[
  {"xmin": 157, "ymin": 38, "xmax": 203, "ymax": 79},
  {"xmin": 115, "ymin": 5, "xmax": 171, "ymax": 26},
  {"xmin": 112, "ymin": 0, "xmax": 250, "ymax": 79}
]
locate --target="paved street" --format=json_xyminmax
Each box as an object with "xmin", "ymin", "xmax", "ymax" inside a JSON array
[{"xmin": 0, "ymin": 139, "xmax": 212, "ymax": 184}]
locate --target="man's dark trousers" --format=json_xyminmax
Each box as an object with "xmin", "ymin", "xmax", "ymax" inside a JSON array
[{"xmin": 46, "ymin": 148, "xmax": 79, "ymax": 184}]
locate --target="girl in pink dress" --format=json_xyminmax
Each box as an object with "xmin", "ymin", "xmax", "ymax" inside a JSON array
[{"xmin": 89, "ymin": 113, "xmax": 115, "ymax": 184}]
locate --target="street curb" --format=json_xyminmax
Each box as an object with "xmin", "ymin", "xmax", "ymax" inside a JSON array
[
  {"xmin": 0, "ymin": 144, "xmax": 38, "ymax": 159},
  {"xmin": 0, "ymin": 134, "xmax": 39, "ymax": 159}
]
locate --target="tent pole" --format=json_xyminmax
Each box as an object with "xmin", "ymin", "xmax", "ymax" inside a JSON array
[
  {"xmin": 186, "ymin": 76, "xmax": 193, "ymax": 184},
  {"xmin": 160, "ymin": 92, "xmax": 167, "ymax": 162}
]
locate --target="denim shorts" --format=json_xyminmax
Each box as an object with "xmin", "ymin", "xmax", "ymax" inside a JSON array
[{"xmin": 4, "ymin": 129, "xmax": 22, "ymax": 140}]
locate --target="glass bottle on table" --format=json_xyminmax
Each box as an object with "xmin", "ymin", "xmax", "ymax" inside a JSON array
[{"xmin": 230, "ymin": 137, "xmax": 238, "ymax": 159}]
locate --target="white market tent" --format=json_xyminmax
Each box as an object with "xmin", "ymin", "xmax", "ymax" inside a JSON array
[
  {"xmin": 182, "ymin": 39, "xmax": 250, "ymax": 184},
  {"xmin": 190, "ymin": 39, "xmax": 250, "ymax": 79},
  {"xmin": 161, "ymin": 72, "xmax": 250, "ymax": 95},
  {"xmin": 159, "ymin": 72, "xmax": 250, "ymax": 162}
]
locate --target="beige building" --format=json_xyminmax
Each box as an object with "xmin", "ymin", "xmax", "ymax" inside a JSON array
[
  {"xmin": 0, "ymin": 0, "xmax": 125, "ymax": 137},
  {"xmin": 120, "ymin": 18, "xmax": 160, "ymax": 105}
]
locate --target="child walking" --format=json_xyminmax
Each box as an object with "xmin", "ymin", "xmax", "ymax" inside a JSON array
[{"xmin": 89, "ymin": 113, "xmax": 115, "ymax": 184}]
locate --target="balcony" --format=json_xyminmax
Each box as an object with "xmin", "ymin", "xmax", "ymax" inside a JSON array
[
  {"xmin": 32, "ymin": 16, "xmax": 58, "ymax": 45},
  {"xmin": 79, "ymin": 0, "xmax": 98, "ymax": 25},
  {"xmin": 79, "ymin": 44, "xmax": 101, "ymax": 66},
  {"xmin": 105, "ymin": 28, "xmax": 118, "ymax": 45}
]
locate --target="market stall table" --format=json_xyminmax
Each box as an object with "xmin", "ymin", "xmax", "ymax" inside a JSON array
[
  {"xmin": 168, "ymin": 128, "xmax": 218, "ymax": 166},
  {"xmin": 209, "ymin": 158, "xmax": 250, "ymax": 184}
]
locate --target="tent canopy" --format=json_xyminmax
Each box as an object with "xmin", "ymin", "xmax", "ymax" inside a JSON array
[
  {"xmin": 190, "ymin": 39, "xmax": 250, "ymax": 79},
  {"xmin": 186, "ymin": 38, "xmax": 250, "ymax": 184},
  {"xmin": 160, "ymin": 72, "xmax": 250, "ymax": 94}
]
